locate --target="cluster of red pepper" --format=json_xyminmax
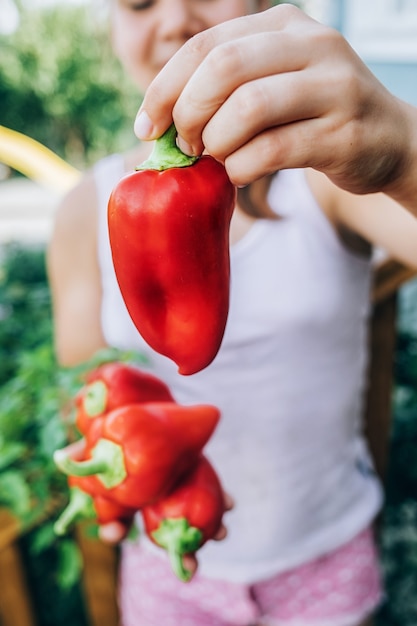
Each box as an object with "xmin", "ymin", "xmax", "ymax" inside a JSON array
[{"xmin": 53, "ymin": 362, "xmax": 226, "ymax": 581}]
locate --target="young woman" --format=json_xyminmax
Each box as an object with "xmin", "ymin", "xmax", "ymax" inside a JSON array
[{"xmin": 48, "ymin": 3, "xmax": 417, "ymax": 625}]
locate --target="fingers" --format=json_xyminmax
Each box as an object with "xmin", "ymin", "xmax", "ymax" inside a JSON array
[
  {"xmin": 54, "ymin": 438, "xmax": 86, "ymax": 462},
  {"xmin": 212, "ymin": 490, "xmax": 234, "ymax": 541},
  {"xmin": 133, "ymin": 2, "xmax": 390, "ymax": 192},
  {"xmin": 182, "ymin": 553, "xmax": 198, "ymax": 580},
  {"xmin": 172, "ymin": 31, "xmax": 311, "ymax": 157},
  {"xmin": 98, "ymin": 488, "xmax": 234, "ymax": 583},
  {"xmin": 223, "ymin": 491, "xmax": 234, "ymax": 511},
  {"xmin": 182, "ymin": 489, "xmax": 233, "ymax": 580},
  {"xmin": 200, "ymin": 66, "xmax": 335, "ymax": 166},
  {"xmin": 135, "ymin": 13, "xmax": 258, "ymax": 141},
  {"xmin": 214, "ymin": 523, "xmax": 228, "ymax": 541},
  {"xmin": 220, "ymin": 119, "xmax": 319, "ymax": 186},
  {"xmin": 135, "ymin": 4, "xmax": 312, "ymax": 145},
  {"xmin": 98, "ymin": 520, "xmax": 130, "ymax": 544},
  {"xmin": 223, "ymin": 113, "xmax": 349, "ymax": 187}
]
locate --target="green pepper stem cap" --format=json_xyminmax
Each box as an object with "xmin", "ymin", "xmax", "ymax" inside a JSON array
[
  {"xmin": 83, "ymin": 380, "xmax": 107, "ymax": 417},
  {"xmin": 136, "ymin": 124, "xmax": 198, "ymax": 171},
  {"xmin": 53, "ymin": 439, "xmax": 127, "ymax": 488},
  {"xmin": 54, "ymin": 487, "xmax": 95, "ymax": 535},
  {"xmin": 151, "ymin": 517, "xmax": 203, "ymax": 582}
]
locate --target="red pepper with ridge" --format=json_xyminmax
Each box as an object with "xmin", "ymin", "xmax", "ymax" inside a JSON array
[
  {"xmin": 142, "ymin": 455, "xmax": 226, "ymax": 581},
  {"xmin": 108, "ymin": 124, "xmax": 236, "ymax": 376},
  {"xmin": 75, "ymin": 361, "xmax": 174, "ymax": 438},
  {"xmin": 54, "ymin": 402, "xmax": 220, "ymax": 509}
]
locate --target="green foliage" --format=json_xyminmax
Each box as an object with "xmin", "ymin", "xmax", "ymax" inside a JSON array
[
  {"xmin": 0, "ymin": 2, "xmax": 303, "ymax": 169},
  {"xmin": 19, "ymin": 529, "xmax": 88, "ymax": 626},
  {"xmin": 0, "ymin": 243, "xmax": 52, "ymax": 385},
  {"xmin": 0, "ymin": 243, "xmax": 150, "ymax": 625},
  {"xmin": 0, "ymin": 343, "xmax": 73, "ymax": 523},
  {"xmin": 0, "ymin": 243, "xmax": 83, "ymax": 596},
  {"xmin": 0, "ymin": 243, "xmax": 85, "ymax": 626},
  {"xmin": 0, "ymin": 244, "xmax": 137, "ymax": 518},
  {"xmin": 0, "ymin": 243, "xmax": 145, "ymax": 595},
  {"xmin": 376, "ymin": 330, "xmax": 417, "ymax": 626},
  {"xmin": 0, "ymin": 3, "xmax": 139, "ymax": 167}
]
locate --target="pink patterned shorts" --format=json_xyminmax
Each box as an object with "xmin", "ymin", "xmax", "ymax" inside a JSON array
[{"xmin": 119, "ymin": 527, "xmax": 383, "ymax": 626}]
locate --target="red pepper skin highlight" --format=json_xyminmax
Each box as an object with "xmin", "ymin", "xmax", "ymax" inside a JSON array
[
  {"xmin": 108, "ymin": 126, "xmax": 236, "ymax": 376},
  {"xmin": 142, "ymin": 455, "xmax": 225, "ymax": 581},
  {"xmin": 75, "ymin": 362, "xmax": 174, "ymax": 437},
  {"xmin": 54, "ymin": 402, "xmax": 220, "ymax": 510}
]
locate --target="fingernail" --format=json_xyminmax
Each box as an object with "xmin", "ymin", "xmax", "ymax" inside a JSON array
[
  {"xmin": 177, "ymin": 136, "xmax": 195, "ymax": 156},
  {"xmin": 134, "ymin": 110, "xmax": 154, "ymax": 139}
]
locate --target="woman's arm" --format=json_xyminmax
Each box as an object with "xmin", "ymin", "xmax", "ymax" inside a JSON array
[
  {"xmin": 307, "ymin": 168, "xmax": 417, "ymax": 269},
  {"xmin": 47, "ymin": 172, "xmax": 107, "ymax": 367}
]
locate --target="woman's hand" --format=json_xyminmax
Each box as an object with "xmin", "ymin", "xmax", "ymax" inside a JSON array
[
  {"xmin": 99, "ymin": 492, "xmax": 233, "ymax": 581},
  {"xmin": 135, "ymin": 4, "xmax": 417, "ymax": 205}
]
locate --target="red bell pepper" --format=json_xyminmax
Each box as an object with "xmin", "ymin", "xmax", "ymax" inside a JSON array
[
  {"xmin": 75, "ymin": 361, "xmax": 174, "ymax": 437},
  {"xmin": 54, "ymin": 402, "xmax": 220, "ymax": 509},
  {"xmin": 108, "ymin": 124, "xmax": 236, "ymax": 376},
  {"xmin": 54, "ymin": 474, "xmax": 136, "ymax": 536},
  {"xmin": 142, "ymin": 455, "xmax": 225, "ymax": 581}
]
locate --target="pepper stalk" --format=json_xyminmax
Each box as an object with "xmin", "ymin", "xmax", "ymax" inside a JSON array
[
  {"xmin": 53, "ymin": 439, "xmax": 127, "ymax": 488},
  {"xmin": 151, "ymin": 517, "xmax": 203, "ymax": 582},
  {"xmin": 54, "ymin": 487, "xmax": 95, "ymax": 535},
  {"xmin": 137, "ymin": 124, "xmax": 198, "ymax": 172}
]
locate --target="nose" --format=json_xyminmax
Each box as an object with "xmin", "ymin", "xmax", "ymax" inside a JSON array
[{"xmin": 157, "ymin": 0, "xmax": 202, "ymax": 39}]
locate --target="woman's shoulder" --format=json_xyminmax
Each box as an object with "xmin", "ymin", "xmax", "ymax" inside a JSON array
[
  {"xmin": 53, "ymin": 167, "xmax": 98, "ymax": 241},
  {"xmin": 52, "ymin": 144, "xmax": 152, "ymax": 241}
]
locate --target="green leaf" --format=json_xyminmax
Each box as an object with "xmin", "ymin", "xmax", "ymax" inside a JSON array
[
  {"xmin": 0, "ymin": 442, "xmax": 27, "ymax": 470},
  {"xmin": 38, "ymin": 414, "xmax": 68, "ymax": 457},
  {"xmin": 29, "ymin": 521, "xmax": 57, "ymax": 555},
  {"xmin": 56, "ymin": 539, "xmax": 83, "ymax": 590},
  {"xmin": 0, "ymin": 470, "xmax": 31, "ymax": 517}
]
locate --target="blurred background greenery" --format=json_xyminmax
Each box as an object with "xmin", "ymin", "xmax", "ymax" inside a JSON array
[
  {"xmin": 0, "ymin": 0, "xmax": 139, "ymax": 169},
  {"xmin": 1, "ymin": 1, "xmax": 417, "ymax": 625},
  {"xmin": 0, "ymin": 2, "xmax": 140, "ymax": 624}
]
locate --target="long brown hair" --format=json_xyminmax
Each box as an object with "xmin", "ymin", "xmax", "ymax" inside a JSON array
[{"xmin": 237, "ymin": 174, "xmax": 279, "ymax": 219}]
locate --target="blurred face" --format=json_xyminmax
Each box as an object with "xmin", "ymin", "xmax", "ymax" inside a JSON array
[{"xmin": 111, "ymin": 0, "xmax": 269, "ymax": 91}]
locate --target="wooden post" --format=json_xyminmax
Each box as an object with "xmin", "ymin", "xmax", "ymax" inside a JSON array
[
  {"xmin": 75, "ymin": 525, "xmax": 120, "ymax": 626},
  {"xmin": 364, "ymin": 292, "xmax": 398, "ymax": 482},
  {"xmin": 0, "ymin": 509, "xmax": 37, "ymax": 626}
]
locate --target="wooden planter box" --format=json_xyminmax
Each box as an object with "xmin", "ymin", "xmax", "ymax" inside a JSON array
[
  {"xmin": 0, "ymin": 509, "xmax": 36, "ymax": 626},
  {"xmin": 0, "ymin": 509, "xmax": 120, "ymax": 626}
]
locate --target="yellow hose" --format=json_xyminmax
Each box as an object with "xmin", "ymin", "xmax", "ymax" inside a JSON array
[{"xmin": 0, "ymin": 125, "xmax": 81, "ymax": 192}]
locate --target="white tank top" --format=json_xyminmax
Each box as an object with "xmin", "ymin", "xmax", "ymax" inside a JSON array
[{"xmin": 95, "ymin": 154, "xmax": 383, "ymax": 583}]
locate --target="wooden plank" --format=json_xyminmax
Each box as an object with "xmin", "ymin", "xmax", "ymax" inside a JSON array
[
  {"xmin": 0, "ymin": 509, "xmax": 21, "ymax": 551},
  {"xmin": 364, "ymin": 293, "xmax": 398, "ymax": 482},
  {"xmin": 0, "ymin": 540, "xmax": 37, "ymax": 626},
  {"xmin": 75, "ymin": 526, "xmax": 120, "ymax": 626},
  {"xmin": 367, "ymin": 257, "xmax": 417, "ymax": 481},
  {"xmin": 372, "ymin": 258, "xmax": 416, "ymax": 304}
]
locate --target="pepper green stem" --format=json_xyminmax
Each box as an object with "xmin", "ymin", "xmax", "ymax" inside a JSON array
[
  {"xmin": 136, "ymin": 124, "xmax": 198, "ymax": 171},
  {"xmin": 83, "ymin": 380, "xmax": 107, "ymax": 417},
  {"xmin": 54, "ymin": 487, "xmax": 95, "ymax": 535},
  {"xmin": 151, "ymin": 517, "xmax": 203, "ymax": 582},
  {"xmin": 53, "ymin": 439, "xmax": 127, "ymax": 488}
]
